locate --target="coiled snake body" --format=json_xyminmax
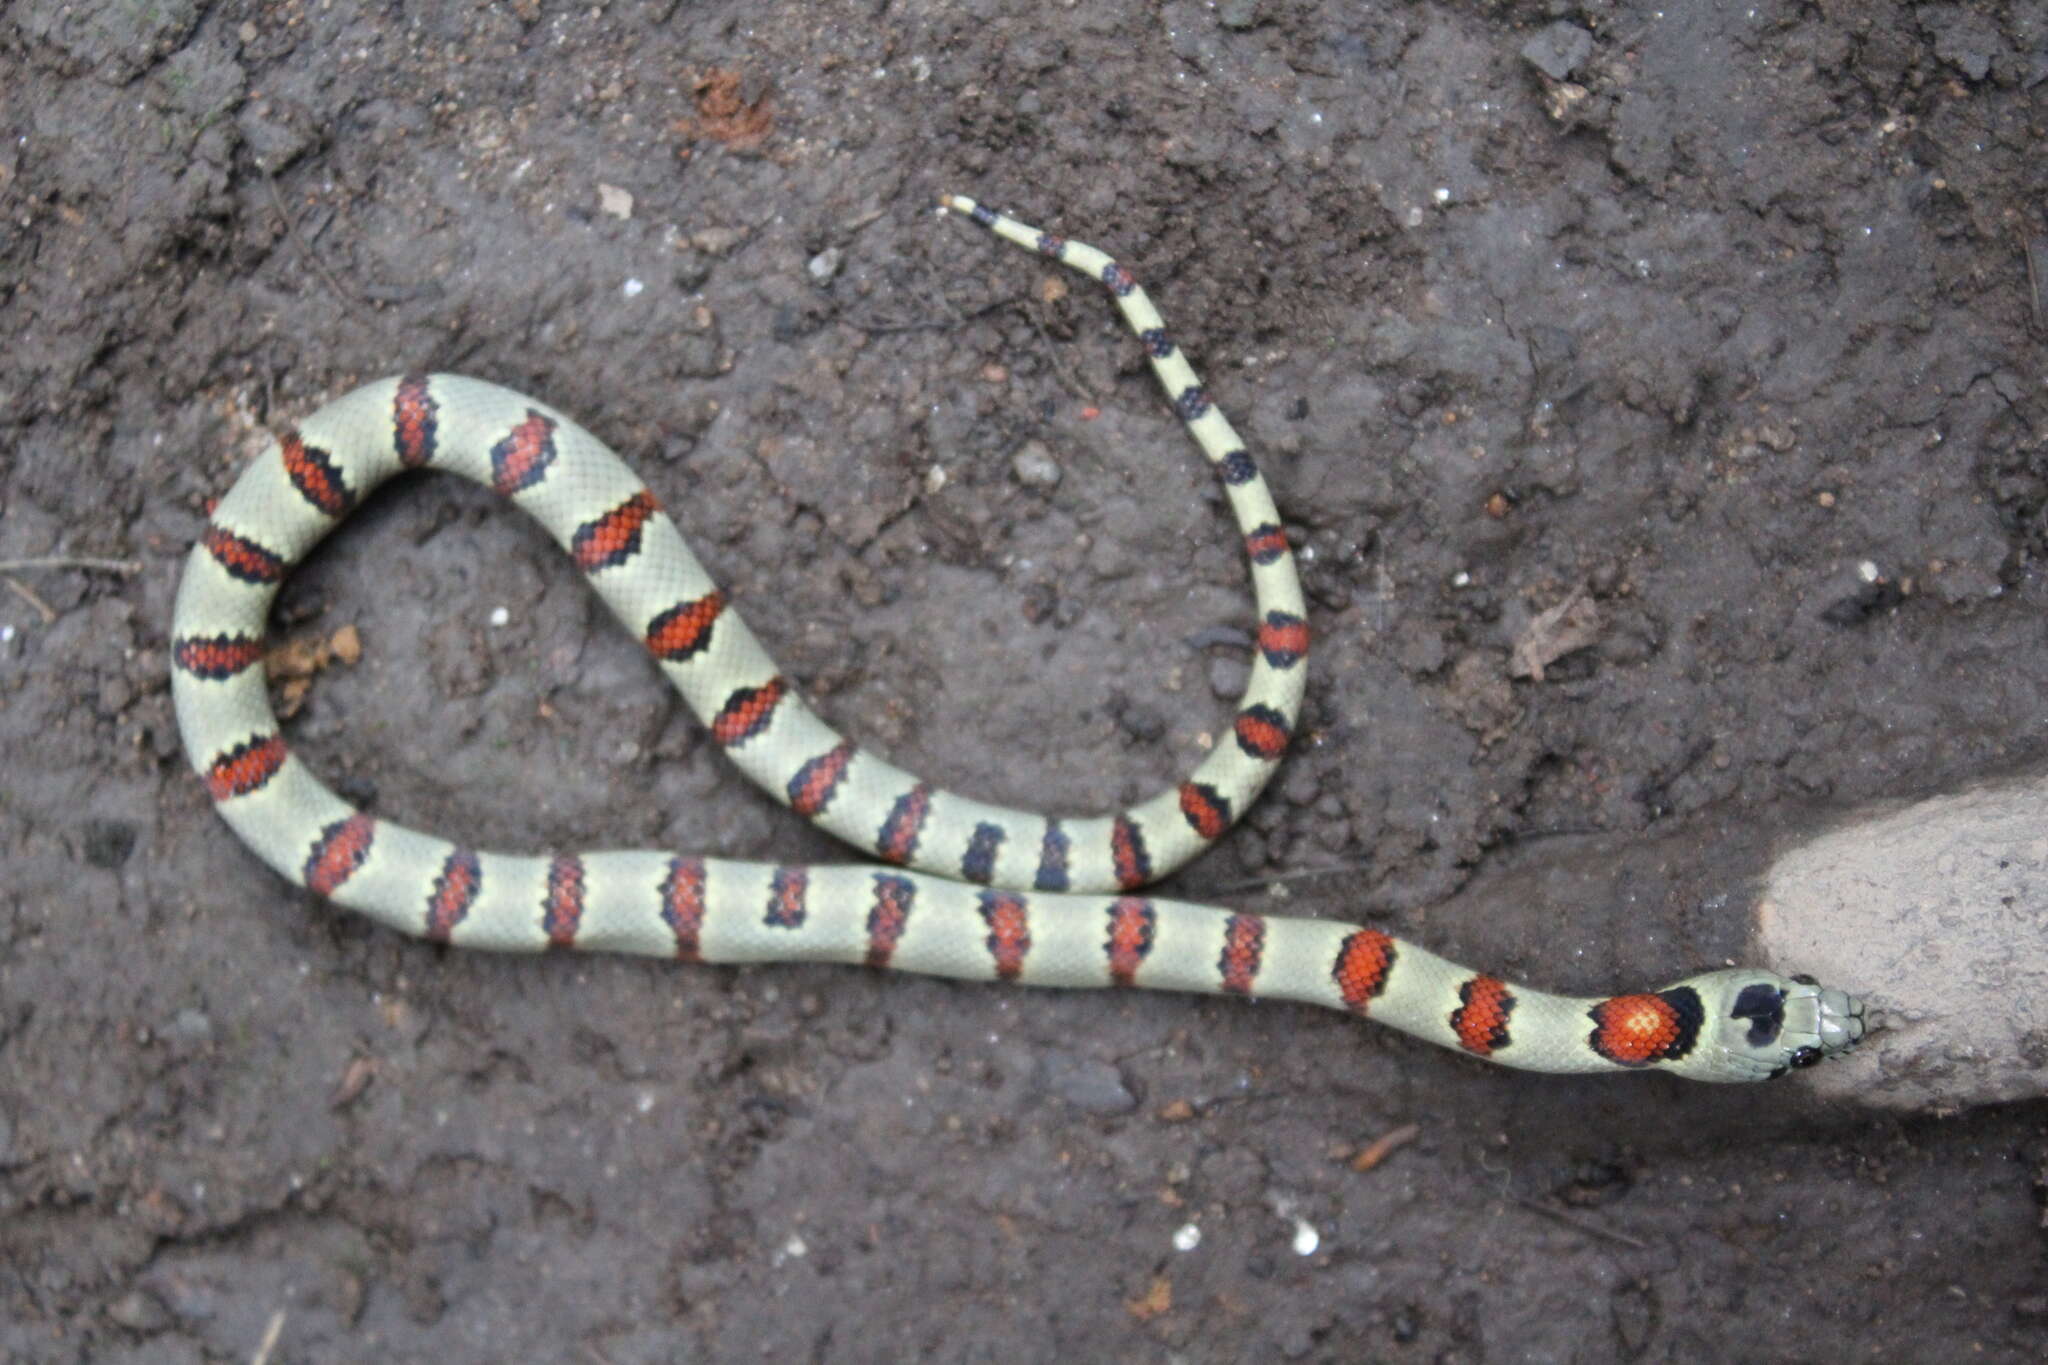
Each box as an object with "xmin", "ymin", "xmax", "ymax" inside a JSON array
[{"xmin": 171, "ymin": 195, "xmax": 1864, "ymax": 1081}]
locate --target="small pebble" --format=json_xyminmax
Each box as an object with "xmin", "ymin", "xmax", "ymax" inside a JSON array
[
  {"xmin": 1208, "ymin": 655, "xmax": 1251, "ymax": 700},
  {"xmin": 1521, "ymin": 22, "xmax": 1594, "ymax": 81},
  {"xmin": 1040, "ymin": 1051, "xmax": 1136, "ymax": 1114},
  {"xmin": 83, "ymin": 819, "xmax": 138, "ymax": 870},
  {"xmin": 1011, "ymin": 439, "xmax": 1061, "ymax": 490},
  {"xmin": 1119, "ymin": 705, "xmax": 1166, "ymax": 743},
  {"xmin": 107, "ymin": 1289, "xmax": 171, "ymax": 1333},
  {"xmin": 672, "ymin": 250, "xmax": 713, "ymax": 291},
  {"xmin": 806, "ymin": 247, "xmax": 842, "ymax": 283},
  {"xmin": 691, "ymin": 226, "xmax": 745, "ymax": 255},
  {"xmin": 1217, "ymin": 0, "xmax": 1262, "ymax": 29}
]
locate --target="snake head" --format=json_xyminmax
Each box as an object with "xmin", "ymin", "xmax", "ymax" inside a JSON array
[{"xmin": 1692, "ymin": 969, "xmax": 1866, "ymax": 1081}]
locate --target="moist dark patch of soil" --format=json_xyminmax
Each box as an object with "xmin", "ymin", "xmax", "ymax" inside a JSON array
[{"xmin": 3, "ymin": 2, "xmax": 2045, "ymax": 1361}]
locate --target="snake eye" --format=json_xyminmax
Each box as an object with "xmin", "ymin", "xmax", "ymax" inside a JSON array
[{"xmin": 1788, "ymin": 1045, "xmax": 1822, "ymax": 1069}]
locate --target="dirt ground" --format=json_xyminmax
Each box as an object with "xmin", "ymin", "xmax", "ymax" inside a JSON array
[{"xmin": 4, "ymin": 0, "xmax": 2047, "ymax": 1360}]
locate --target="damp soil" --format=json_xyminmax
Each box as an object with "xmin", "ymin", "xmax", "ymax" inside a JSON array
[{"xmin": 4, "ymin": 1, "xmax": 2047, "ymax": 1361}]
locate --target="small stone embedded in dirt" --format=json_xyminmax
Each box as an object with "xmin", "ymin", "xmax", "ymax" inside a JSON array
[
  {"xmin": 1394, "ymin": 621, "xmax": 1450, "ymax": 676},
  {"xmin": 1445, "ymin": 651, "xmax": 1520, "ymax": 742},
  {"xmin": 672, "ymin": 249, "xmax": 713, "ymax": 291},
  {"xmin": 806, "ymin": 247, "xmax": 842, "ymax": 284},
  {"xmin": 1110, "ymin": 697, "xmax": 1167, "ymax": 743},
  {"xmin": 1186, "ymin": 624, "xmax": 1253, "ymax": 652},
  {"xmin": 1011, "ymin": 439, "xmax": 1061, "ymax": 489},
  {"xmin": 598, "ymin": 183, "xmax": 634, "ymax": 219},
  {"xmin": 1611, "ymin": 1282, "xmax": 1655, "ymax": 1354},
  {"xmin": 1521, "ymin": 22, "xmax": 1594, "ymax": 82},
  {"xmin": 1039, "ymin": 1050, "xmax": 1136, "ymax": 1114},
  {"xmin": 672, "ymin": 331, "xmax": 725, "ymax": 378},
  {"xmin": 1232, "ymin": 829, "xmax": 1268, "ymax": 872},
  {"xmin": 691, "ymin": 226, "xmax": 746, "ymax": 255},
  {"xmin": 82, "ymin": 818, "xmax": 137, "ymax": 869},
  {"xmin": 1208, "ymin": 654, "xmax": 1250, "ymax": 700},
  {"xmin": 1921, "ymin": 5, "xmax": 2000, "ymax": 82},
  {"xmin": 1920, "ymin": 557, "xmax": 2001, "ymax": 607},
  {"xmin": 170, "ymin": 1009, "xmax": 213, "ymax": 1044},
  {"xmin": 334, "ymin": 773, "xmax": 379, "ymax": 808},
  {"xmin": 239, "ymin": 102, "xmax": 313, "ymax": 174},
  {"xmin": 1216, "ymin": 0, "xmax": 1263, "ymax": 30},
  {"xmin": 107, "ymin": 1288, "xmax": 172, "ymax": 1333}
]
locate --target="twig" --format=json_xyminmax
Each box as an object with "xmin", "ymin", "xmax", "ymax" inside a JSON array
[
  {"xmin": 1349, "ymin": 1122, "xmax": 1421, "ymax": 1173},
  {"xmin": 3, "ymin": 576, "xmax": 57, "ymax": 624},
  {"xmin": 843, "ymin": 296, "xmax": 1008, "ymax": 336},
  {"xmin": 0, "ymin": 555, "xmax": 143, "ymax": 574},
  {"xmin": 1021, "ymin": 303, "xmax": 1099, "ymax": 405},
  {"xmin": 262, "ymin": 167, "xmax": 366, "ymax": 319},
  {"xmin": 2024, "ymin": 232, "xmax": 2047, "ymax": 333},
  {"xmin": 1204, "ymin": 859, "xmax": 1376, "ymax": 898},
  {"xmin": 249, "ymin": 1309, "xmax": 287, "ymax": 1365},
  {"xmin": 1511, "ymin": 1196, "xmax": 1649, "ymax": 1250}
]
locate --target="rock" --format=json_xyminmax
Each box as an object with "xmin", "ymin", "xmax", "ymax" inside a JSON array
[
  {"xmin": 1208, "ymin": 654, "xmax": 1251, "ymax": 700},
  {"xmin": 83, "ymin": 818, "xmax": 137, "ymax": 869},
  {"xmin": 806, "ymin": 247, "xmax": 842, "ymax": 284},
  {"xmin": 1010, "ymin": 439, "xmax": 1061, "ymax": 490},
  {"xmin": 1217, "ymin": 0, "xmax": 1263, "ymax": 31},
  {"xmin": 672, "ymin": 249, "xmax": 713, "ymax": 291},
  {"xmin": 1921, "ymin": 5, "xmax": 2000, "ymax": 83},
  {"xmin": 107, "ymin": 1289, "xmax": 172, "ymax": 1332},
  {"xmin": 1521, "ymin": 22, "xmax": 1594, "ymax": 82},
  {"xmin": 1756, "ymin": 773, "xmax": 2048, "ymax": 1110},
  {"xmin": 1039, "ymin": 1051, "xmax": 1136, "ymax": 1114},
  {"xmin": 691, "ymin": 226, "xmax": 746, "ymax": 255}
]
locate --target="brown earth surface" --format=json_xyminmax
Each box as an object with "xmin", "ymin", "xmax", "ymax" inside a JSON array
[{"xmin": 4, "ymin": 1, "xmax": 2046, "ymax": 1361}]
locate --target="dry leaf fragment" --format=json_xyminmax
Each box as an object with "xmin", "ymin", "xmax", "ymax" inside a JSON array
[
  {"xmin": 329, "ymin": 1055, "xmax": 378, "ymax": 1109},
  {"xmin": 1510, "ymin": 588, "xmax": 1603, "ymax": 681},
  {"xmin": 1125, "ymin": 1275, "xmax": 1172, "ymax": 1321},
  {"xmin": 676, "ymin": 69, "xmax": 773, "ymax": 151},
  {"xmin": 266, "ymin": 624, "xmax": 365, "ymax": 717}
]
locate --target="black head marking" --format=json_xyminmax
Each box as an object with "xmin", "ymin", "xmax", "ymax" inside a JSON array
[{"xmin": 1729, "ymin": 982, "xmax": 1789, "ymax": 1048}]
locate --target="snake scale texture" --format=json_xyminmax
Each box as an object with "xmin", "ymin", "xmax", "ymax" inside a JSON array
[{"xmin": 171, "ymin": 195, "xmax": 1864, "ymax": 1081}]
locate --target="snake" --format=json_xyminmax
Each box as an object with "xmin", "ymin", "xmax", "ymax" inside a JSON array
[{"xmin": 169, "ymin": 194, "xmax": 1865, "ymax": 1082}]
